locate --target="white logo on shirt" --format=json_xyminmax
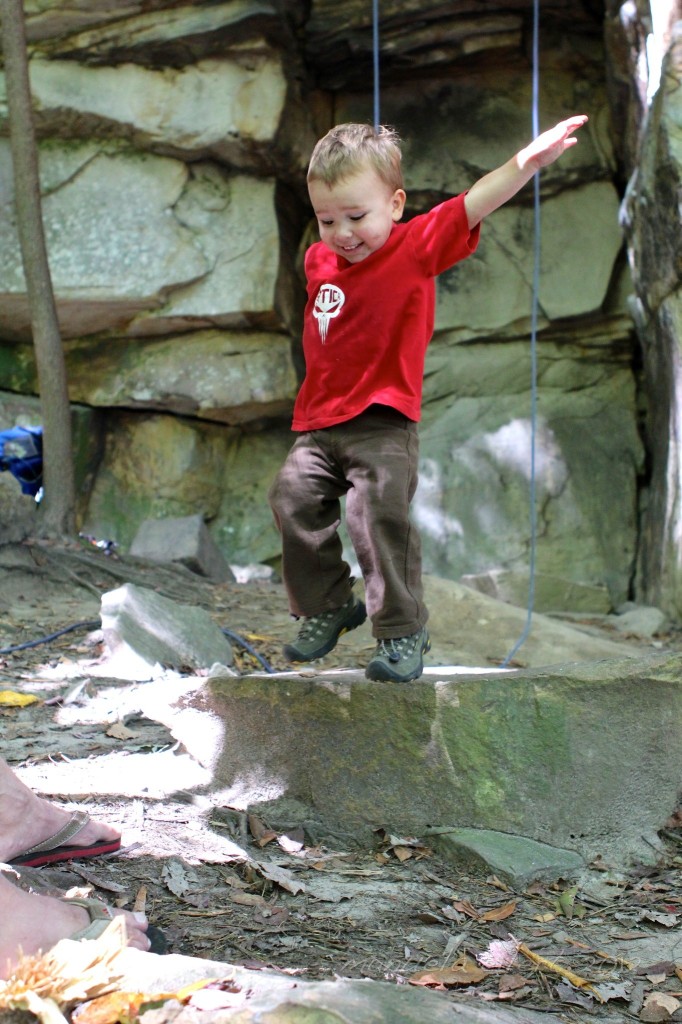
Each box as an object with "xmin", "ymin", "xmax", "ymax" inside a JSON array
[{"xmin": 313, "ymin": 283, "xmax": 345, "ymax": 342}]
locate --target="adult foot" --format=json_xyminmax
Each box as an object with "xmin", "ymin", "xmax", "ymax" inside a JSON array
[
  {"xmin": 0, "ymin": 874, "xmax": 150, "ymax": 980},
  {"xmin": 0, "ymin": 758, "xmax": 120, "ymax": 865}
]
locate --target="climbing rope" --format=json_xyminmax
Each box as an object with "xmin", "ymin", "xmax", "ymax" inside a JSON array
[
  {"xmin": 0, "ymin": 620, "xmax": 276, "ymax": 672},
  {"xmin": 372, "ymin": 0, "xmax": 380, "ymax": 128},
  {"xmin": 221, "ymin": 629, "xmax": 276, "ymax": 674},
  {"xmin": 0, "ymin": 620, "xmax": 100, "ymax": 655},
  {"xmin": 501, "ymin": 0, "xmax": 541, "ymax": 667}
]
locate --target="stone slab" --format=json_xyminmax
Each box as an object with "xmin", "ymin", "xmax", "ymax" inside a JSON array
[
  {"xmin": 115, "ymin": 948, "xmax": 555, "ymax": 1023},
  {"xmin": 424, "ymin": 827, "xmax": 585, "ymax": 888},
  {"xmin": 156, "ymin": 653, "xmax": 682, "ymax": 868},
  {"xmin": 100, "ymin": 582, "xmax": 233, "ymax": 679}
]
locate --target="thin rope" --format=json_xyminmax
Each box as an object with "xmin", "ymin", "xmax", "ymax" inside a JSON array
[
  {"xmin": 501, "ymin": 0, "xmax": 540, "ymax": 668},
  {"xmin": 372, "ymin": 0, "xmax": 380, "ymax": 128}
]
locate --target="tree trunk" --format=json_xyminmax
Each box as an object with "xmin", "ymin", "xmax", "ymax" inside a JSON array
[{"xmin": 0, "ymin": 0, "xmax": 76, "ymax": 537}]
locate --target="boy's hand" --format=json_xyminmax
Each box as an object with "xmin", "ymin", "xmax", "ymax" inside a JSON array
[
  {"xmin": 517, "ymin": 115, "xmax": 589, "ymax": 173},
  {"xmin": 464, "ymin": 113, "xmax": 589, "ymax": 229}
]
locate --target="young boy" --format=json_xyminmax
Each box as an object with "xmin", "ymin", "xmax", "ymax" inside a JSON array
[{"xmin": 269, "ymin": 115, "xmax": 588, "ymax": 682}]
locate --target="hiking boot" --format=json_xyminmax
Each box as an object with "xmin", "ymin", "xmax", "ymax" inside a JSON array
[
  {"xmin": 365, "ymin": 627, "xmax": 431, "ymax": 682},
  {"xmin": 283, "ymin": 595, "xmax": 367, "ymax": 662}
]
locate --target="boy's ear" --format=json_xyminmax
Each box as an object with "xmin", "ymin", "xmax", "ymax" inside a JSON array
[{"xmin": 392, "ymin": 189, "xmax": 407, "ymax": 221}]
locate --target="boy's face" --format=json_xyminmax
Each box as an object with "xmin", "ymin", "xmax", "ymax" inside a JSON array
[{"xmin": 308, "ymin": 167, "xmax": 406, "ymax": 264}]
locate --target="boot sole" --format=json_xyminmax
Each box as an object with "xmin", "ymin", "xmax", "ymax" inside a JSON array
[{"xmin": 283, "ymin": 601, "xmax": 367, "ymax": 663}]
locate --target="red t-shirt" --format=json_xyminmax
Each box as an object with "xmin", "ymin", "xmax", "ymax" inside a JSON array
[{"xmin": 292, "ymin": 193, "xmax": 480, "ymax": 431}]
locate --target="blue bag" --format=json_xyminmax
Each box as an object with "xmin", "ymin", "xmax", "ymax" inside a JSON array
[{"xmin": 0, "ymin": 425, "xmax": 43, "ymax": 496}]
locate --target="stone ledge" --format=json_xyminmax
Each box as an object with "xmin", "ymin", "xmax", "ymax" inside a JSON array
[{"xmin": 162, "ymin": 653, "xmax": 682, "ymax": 869}]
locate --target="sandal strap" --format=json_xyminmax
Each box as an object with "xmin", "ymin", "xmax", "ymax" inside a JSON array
[
  {"xmin": 19, "ymin": 810, "xmax": 90, "ymax": 855},
  {"xmin": 62, "ymin": 896, "xmax": 116, "ymax": 942}
]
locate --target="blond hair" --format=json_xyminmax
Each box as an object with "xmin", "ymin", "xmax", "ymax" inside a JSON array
[{"xmin": 307, "ymin": 123, "xmax": 403, "ymax": 191}]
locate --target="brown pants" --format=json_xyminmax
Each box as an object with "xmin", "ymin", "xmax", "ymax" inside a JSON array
[{"xmin": 269, "ymin": 405, "xmax": 428, "ymax": 639}]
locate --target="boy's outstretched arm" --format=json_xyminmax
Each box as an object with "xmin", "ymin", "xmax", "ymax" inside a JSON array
[{"xmin": 463, "ymin": 115, "xmax": 588, "ymax": 230}]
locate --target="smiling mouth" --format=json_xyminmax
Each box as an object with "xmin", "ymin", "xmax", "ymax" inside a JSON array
[{"xmin": 342, "ymin": 242, "xmax": 362, "ymax": 252}]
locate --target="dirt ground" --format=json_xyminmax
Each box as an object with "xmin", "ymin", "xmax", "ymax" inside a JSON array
[{"xmin": 1, "ymin": 539, "xmax": 682, "ymax": 1023}]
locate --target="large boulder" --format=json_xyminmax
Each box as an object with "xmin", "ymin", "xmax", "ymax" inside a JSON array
[
  {"xmin": 82, "ymin": 413, "xmax": 232, "ymax": 548},
  {"xmin": 0, "ymin": 144, "xmax": 282, "ymax": 341},
  {"xmin": 64, "ymin": 329, "xmax": 297, "ymax": 425},
  {"xmin": 0, "ymin": 472, "xmax": 37, "ymax": 545},
  {"xmin": 82, "ymin": 411, "xmax": 292, "ymax": 561},
  {"xmin": 21, "ymin": 57, "xmax": 288, "ymax": 168}
]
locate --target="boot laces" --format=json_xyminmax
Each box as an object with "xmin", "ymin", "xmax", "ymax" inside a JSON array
[
  {"xmin": 297, "ymin": 608, "xmax": 336, "ymax": 641},
  {"xmin": 377, "ymin": 635, "xmax": 413, "ymax": 664}
]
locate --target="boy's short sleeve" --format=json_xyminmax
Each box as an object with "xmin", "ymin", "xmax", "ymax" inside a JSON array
[{"xmin": 409, "ymin": 193, "xmax": 480, "ymax": 277}]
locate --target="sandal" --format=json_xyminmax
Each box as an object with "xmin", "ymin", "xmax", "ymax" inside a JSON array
[{"xmin": 9, "ymin": 811, "xmax": 121, "ymax": 868}]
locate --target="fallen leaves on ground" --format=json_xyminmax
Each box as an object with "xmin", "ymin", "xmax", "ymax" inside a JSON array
[
  {"xmin": 4, "ymin": 549, "xmax": 682, "ymax": 1024},
  {"xmin": 409, "ymin": 954, "xmax": 487, "ymax": 989}
]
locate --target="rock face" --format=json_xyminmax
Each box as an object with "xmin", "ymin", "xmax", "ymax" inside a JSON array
[
  {"xmin": 0, "ymin": 472, "xmax": 37, "ymax": 544},
  {"xmin": 614, "ymin": 12, "xmax": 682, "ymax": 617},
  {"xmin": 0, "ymin": 1, "xmax": 679, "ymax": 616}
]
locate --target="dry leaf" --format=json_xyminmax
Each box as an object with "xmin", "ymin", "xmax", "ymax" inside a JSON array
[
  {"xmin": 636, "ymin": 961, "xmax": 676, "ymax": 978},
  {"xmin": 0, "ymin": 690, "xmax": 40, "ymax": 707},
  {"xmin": 161, "ymin": 859, "xmax": 194, "ymax": 898},
  {"xmin": 248, "ymin": 815, "xmax": 277, "ymax": 848},
  {"xmin": 482, "ymin": 901, "xmax": 517, "ymax": 922},
  {"xmin": 441, "ymin": 905, "xmax": 465, "ymax": 923},
  {"xmin": 105, "ymin": 721, "xmax": 137, "ymax": 741},
  {"xmin": 229, "ymin": 892, "xmax": 268, "ymax": 907},
  {"xmin": 253, "ymin": 905, "xmax": 289, "ymax": 928},
  {"xmin": 452, "ymin": 900, "xmax": 481, "ymax": 920},
  {"xmin": 254, "ymin": 861, "xmax": 306, "ymax": 895},
  {"xmin": 641, "ymin": 911, "xmax": 679, "ymax": 928},
  {"xmin": 409, "ymin": 955, "xmax": 487, "ymax": 988},
  {"xmin": 73, "ymin": 991, "xmax": 167, "ymax": 1024},
  {"xmin": 640, "ymin": 992, "xmax": 681, "ymax": 1022},
  {"xmin": 375, "ymin": 829, "xmax": 431, "ymax": 861},
  {"xmin": 555, "ymin": 980, "xmax": 595, "ymax": 1009},
  {"xmin": 133, "ymin": 886, "xmax": 147, "ymax": 915},
  {"xmin": 591, "ymin": 981, "xmax": 632, "ymax": 1003},
  {"xmin": 487, "ymin": 875, "xmax": 510, "ymax": 891},
  {"xmin": 500, "ymin": 973, "xmax": 531, "ymax": 993},
  {"xmin": 589, "ymin": 854, "xmax": 612, "ymax": 871}
]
